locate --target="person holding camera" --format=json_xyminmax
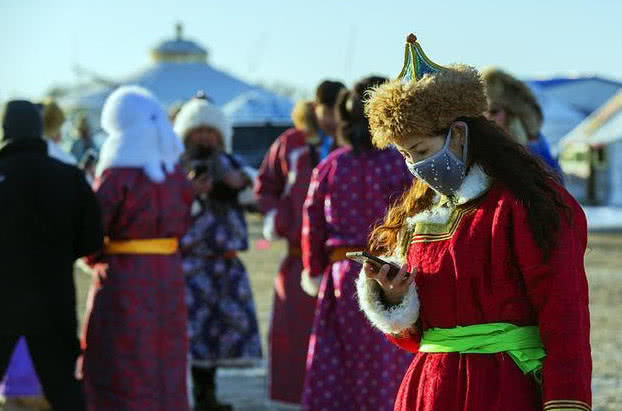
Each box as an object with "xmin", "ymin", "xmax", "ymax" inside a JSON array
[
  {"xmin": 356, "ymin": 35, "xmax": 591, "ymax": 411},
  {"xmin": 174, "ymin": 95, "xmax": 262, "ymax": 411}
]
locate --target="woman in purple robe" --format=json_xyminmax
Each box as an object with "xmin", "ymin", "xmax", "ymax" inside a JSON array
[{"xmin": 300, "ymin": 77, "xmax": 414, "ymax": 411}]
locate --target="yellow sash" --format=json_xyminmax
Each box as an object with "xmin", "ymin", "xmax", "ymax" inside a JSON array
[{"xmin": 104, "ymin": 237, "xmax": 179, "ymax": 255}]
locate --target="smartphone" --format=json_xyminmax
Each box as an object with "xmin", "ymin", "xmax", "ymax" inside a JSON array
[{"xmin": 345, "ymin": 251, "xmax": 401, "ymax": 280}]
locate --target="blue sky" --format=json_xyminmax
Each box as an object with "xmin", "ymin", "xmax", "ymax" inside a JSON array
[{"xmin": 1, "ymin": 0, "xmax": 621, "ymax": 101}]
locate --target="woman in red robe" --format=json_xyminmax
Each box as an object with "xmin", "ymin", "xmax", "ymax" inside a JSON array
[
  {"xmin": 356, "ymin": 35, "xmax": 592, "ymax": 411},
  {"xmin": 81, "ymin": 86, "xmax": 194, "ymax": 410},
  {"xmin": 254, "ymin": 81, "xmax": 344, "ymax": 407}
]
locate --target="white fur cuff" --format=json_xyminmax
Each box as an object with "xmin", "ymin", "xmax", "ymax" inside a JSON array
[
  {"xmin": 300, "ymin": 268, "xmax": 322, "ymax": 297},
  {"xmin": 356, "ymin": 270, "xmax": 419, "ymax": 335},
  {"xmin": 262, "ymin": 209, "xmax": 281, "ymax": 241}
]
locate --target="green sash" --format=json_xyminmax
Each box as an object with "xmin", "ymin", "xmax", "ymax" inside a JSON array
[{"xmin": 419, "ymin": 322, "xmax": 546, "ymax": 374}]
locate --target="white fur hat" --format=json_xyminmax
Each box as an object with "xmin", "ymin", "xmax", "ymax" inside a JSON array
[
  {"xmin": 173, "ymin": 98, "xmax": 233, "ymax": 153},
  {"xmin": 96, "ymin": 85, "xmax": 184, "ymax": 182}
]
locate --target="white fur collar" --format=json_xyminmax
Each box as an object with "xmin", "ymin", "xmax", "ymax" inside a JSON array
[{"xmin": 407, "ymin": 165, "xmax": 491, "ymax": 227}]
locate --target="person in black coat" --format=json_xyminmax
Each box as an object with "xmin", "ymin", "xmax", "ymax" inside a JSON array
[{"xmin": 0, "ymin": 100, "xmax": 103, "ymax": 410}]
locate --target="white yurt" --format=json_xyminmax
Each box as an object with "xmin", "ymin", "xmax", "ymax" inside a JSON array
[{"xmin": 59, "ymin": 24, "xmax": 293, "ymax": 166}]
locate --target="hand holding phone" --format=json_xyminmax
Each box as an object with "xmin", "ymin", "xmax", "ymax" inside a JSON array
[{"xmin": 346, "ymin": 251, "xmax": 401, "ymax": 280}]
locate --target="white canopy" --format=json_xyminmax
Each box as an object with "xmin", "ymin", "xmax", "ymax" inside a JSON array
[{"xmin": 223, "ymin": 89, "xmax": 294, "ymax": 127}]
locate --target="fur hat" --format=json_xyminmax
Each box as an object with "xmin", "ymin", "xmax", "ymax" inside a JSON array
[
  {"xmin": 365, "ymin": 34, "xmax": 487, "ymax": 148},
  {"xmin": 96, "ymin": 85, "xmax": 184, "ymax": 182},
  {"xmin": 173, "ymin": 97, "xmax": 233, "ymax": 153},
  {"xmin": 481, "ymin": 67, "xmax": 543, "ymax": 138},
  {"xmin": 41, "ymin": 98, "xmax": 65, "ymax": 138}
]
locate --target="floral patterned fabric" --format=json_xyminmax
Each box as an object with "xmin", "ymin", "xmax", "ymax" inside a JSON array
[{"xmin": 182, "ymin": 152, "xmax": 262, "ymax": 367}]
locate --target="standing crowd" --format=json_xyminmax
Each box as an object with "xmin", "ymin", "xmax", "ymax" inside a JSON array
[{"xmin": 0, "ymin": 33, "xmax": 591, "ymax": 411}]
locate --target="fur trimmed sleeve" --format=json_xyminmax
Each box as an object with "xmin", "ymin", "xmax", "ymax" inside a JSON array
[
  {"xmin": 262, "ymin": 208, "xmax": 281, "ymax": 241},
  {"xmin": 355, "ymin": 254, "xmax": 420, "ymax": 335},
  {"xmin": 300, "ymin": 268, "xmax": 322, "ymax": 297}
]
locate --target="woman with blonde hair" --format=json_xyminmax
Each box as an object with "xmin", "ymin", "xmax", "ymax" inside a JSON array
[
  {"xmin": 41, "ymin": 98, "xmax": 77, "ymax": 165},
  {"xmin": 357, "ymin": 35, "xmax": 591, "ymax": 411}
]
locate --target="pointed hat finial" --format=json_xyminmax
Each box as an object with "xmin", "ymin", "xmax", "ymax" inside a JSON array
[{"xmin": 398, "ymin": 33, "xmax": 445, "ymax": 82}]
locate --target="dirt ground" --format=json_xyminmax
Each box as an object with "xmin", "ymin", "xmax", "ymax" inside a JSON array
[{"xmin": 2, "ymin": 213, "xmax": 621, "ymax": 410}]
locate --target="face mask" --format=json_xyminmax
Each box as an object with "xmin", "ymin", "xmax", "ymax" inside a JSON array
[{"xmin": 405, "ymin": 125, "xmax": 468, "ymax": 197}]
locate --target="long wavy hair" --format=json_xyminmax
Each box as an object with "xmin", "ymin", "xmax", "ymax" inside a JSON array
[{"xmin": 368, "ymin": 116, "xmax": 568, "ymax": 260}]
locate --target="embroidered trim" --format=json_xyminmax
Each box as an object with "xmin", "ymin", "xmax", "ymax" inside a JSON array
[
  {"xmin": 410, "ymin": 201, "xmax": 480, "ymax": 244},
  {"xmin": 544, "ymin": 409, "xmax": 589, "ymax": 411},
  {"xmin": 543, "ymin": 400, "xmax": 591, "ymax": 411},
  {"xmin": 404, "ymin": 165, "xmax": 490, "ymax": 245}
]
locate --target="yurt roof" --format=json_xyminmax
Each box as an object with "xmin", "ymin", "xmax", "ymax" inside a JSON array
[{"xmin": 223, "ymin": 89, "xmax": 294, "ymax": 127}]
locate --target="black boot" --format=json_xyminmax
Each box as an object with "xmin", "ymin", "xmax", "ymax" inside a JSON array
[{"xmin": 192, "ymin": 366, "xmax": 233, "ymax": 411}]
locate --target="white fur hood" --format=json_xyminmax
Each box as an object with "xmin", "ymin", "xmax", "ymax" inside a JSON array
[{"xmin": 96, "ymin": 85, "xmax": 184, "ymax": 182}]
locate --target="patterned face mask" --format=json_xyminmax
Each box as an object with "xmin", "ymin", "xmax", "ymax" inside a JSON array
[{"xmin": 405, "ymin": 126, "xmax": 469, "ymax": 197}]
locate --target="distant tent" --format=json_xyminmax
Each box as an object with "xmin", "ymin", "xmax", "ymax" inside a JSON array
[
  {"xmin": 224, "ymin": 89, "xmax": 293, "ymax": 127},
  {"xmin": 58, "ymin": 24, "xmax": 290, "ymax": 164},
  {"xmin": 561, "ymin": 90, "xmax": 622, "ymax": 147},
  {"xmin": 559, "ymin": 90, "xmax": 622, "ymax": 207},
  {"xmin": 224, "ymin": 90, "xmax": 294, "ymax": 167},
  {"xmin": 67, "ymin": 61, "xmax": 257, "ymax": 111},
  {"xmin": 527, "ymin": 76, "xmax": 622, "ymax": 116},
  {"xmin": 528, "ymin": 85, "xmax": 585, "ymax": 155},
  {"xmin": 62, "ymin": 25, "xmax": 256, "ymax": 112},
  {"xmin": 526, "ymin": 75, "xmax": 622, "ymax": 154}
]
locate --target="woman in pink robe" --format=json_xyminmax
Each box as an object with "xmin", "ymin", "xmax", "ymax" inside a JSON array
[{"xmin": 300, "ymin": 78, "xmax": 414, "ymax": 411}]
